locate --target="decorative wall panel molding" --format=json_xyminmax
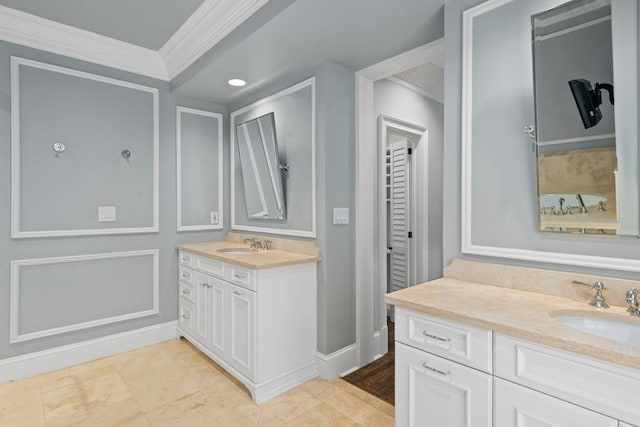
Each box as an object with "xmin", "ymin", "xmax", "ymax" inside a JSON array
[
  {"xmin": 11, "ymin": 57, "xmax": 159, "ymax": 238},
  {"xmin": 10, "ymin": 250, "xmax": 160, "ymax": 343},
  {"xmin": 176, "ymin": 106, "xmax": 224, "ymax": 231}
]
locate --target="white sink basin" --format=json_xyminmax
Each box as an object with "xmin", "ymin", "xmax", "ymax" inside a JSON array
[
  {"xmin": 551, "ymin": 311, "xmax": 640, "ymax": 347},
  {"xmin": 217, "ymin": 248, "xmax": 254, "ymax": 254}
]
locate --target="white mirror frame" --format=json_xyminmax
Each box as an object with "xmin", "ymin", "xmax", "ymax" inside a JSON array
[
  {"xmin": 461, "ymin": 0, "xmax": 640, "ymax": 273},
  {"xmin": 230, "ymin": 78, "xmax": 316, "ymax": 238},
  {"xmin": 176, "ymin": 106, "xmax": 224, "ymax": 232}
]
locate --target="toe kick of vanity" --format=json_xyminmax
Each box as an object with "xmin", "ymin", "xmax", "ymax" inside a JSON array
[{"xmin": 176, "ymin": 247, "xmax": 318, "ymax": 404}]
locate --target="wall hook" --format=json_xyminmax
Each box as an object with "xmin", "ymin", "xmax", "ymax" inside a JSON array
[
  {"xmin": 524, "ymin": 125, "xmax": 536, "ymax": 140},
  {"xmin": 53, "ymin": 142, "xmax": 66, "ymax": 155},
  {"xmin": 279, "ymin": 164, "xmax": 289, "ymax": 174},
  {"xmin": 121, "ymin": 149, "xmax": 131, "ymax": 160}
]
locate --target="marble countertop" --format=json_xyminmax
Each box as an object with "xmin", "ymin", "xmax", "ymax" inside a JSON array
[
  {"xmin": 386, "ymin": 278, "xmax": 640, "ymax": 370},
  {"xmin": 176, "ymin": 241, "xmax": 319, "ymax": 270}
]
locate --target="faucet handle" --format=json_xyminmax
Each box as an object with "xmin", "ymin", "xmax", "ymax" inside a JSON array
[
  {"xmin": 264, "ymin": 240, "xmax": 273, "ymax": 250},
  {"xmin": 572, "ymin": 280, "xmax": 609, "ymax": 308}
]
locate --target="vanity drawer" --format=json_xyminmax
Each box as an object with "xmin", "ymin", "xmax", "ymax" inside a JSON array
[
  {"xmin": 178, "ymin": 299, "xmax": 195, "ymax": 336},
  {"xmin": 179, "ymin": 282, "xmax": 195, "ymax": 303},
  {"xmin": 178, "ymin": 266, "xmax": 194, "ymax": 284},
  {"xmin": 226, "ymin": 266, "xmax": 256, "ymax": 291},
  {"xmin": 178, "ymin": 251, "xmax": 194, "ymax": 267},
  {"xmin": 494, "ymin": 334, "xmax": 640, "ymax": 425},
  {"xmin": 195, "ymin": 256, "xmax": 224, "ymax": 278},
  {"xmin": 396, "ymin": 308, "xmax": 492, "ymax": 373}
]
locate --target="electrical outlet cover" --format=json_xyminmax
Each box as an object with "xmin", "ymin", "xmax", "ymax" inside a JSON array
[
  {"xmin": 333, "ymin": 208, "xmax": 349, "ymax": 225},
  {"xmin": 210, "ymin": 211, "xmax": 219, "ymax": 224},
  {"xmin": 98, "ymin": 206, "xmax": 116, "ymax": 222}
]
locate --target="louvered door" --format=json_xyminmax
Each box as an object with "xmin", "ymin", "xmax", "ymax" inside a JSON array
[{"xmin": 390, "ymin": 139, "xmax": 410, "ymax": 292}]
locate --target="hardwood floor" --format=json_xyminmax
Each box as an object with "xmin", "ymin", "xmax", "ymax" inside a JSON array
[{"xmin": 343, "ymin": 319, "xmax": 395, "ymax": 406}]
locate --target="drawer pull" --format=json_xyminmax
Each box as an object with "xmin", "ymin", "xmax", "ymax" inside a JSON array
[
  {"xmin": 182, "ymin": 314, "xmax": 190, "ymax": 320},
  {"xmin": 181, "ymin": 272, "xmax": 190, "ymax": 278},
  {"xmin": 233, "ymin": 273, "xmax": 246, "ymax": 279},
  {"xmin": 181, "ymin": 289, "xmax": 191, "ymax": 295},
  {"xmin": 181, "ymin": 256, "xmax": 190, "ymax": 262},
  {"xmin": 422, "ymin": 331, "xmax": 451, "ymax": 343},
  {"xmin": 422, "ymin": 362, "xmax": 450, "ymax": 377},
  {"xmin": 233, "ymin": 291, "xmax": 244, "ymax": 296}
]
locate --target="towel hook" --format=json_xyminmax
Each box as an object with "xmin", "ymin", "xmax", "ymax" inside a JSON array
[{"xmin": 121, "ymin": 149, "xmax": 131, "ymax": 160}]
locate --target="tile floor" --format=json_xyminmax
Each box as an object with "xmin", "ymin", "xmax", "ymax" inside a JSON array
[{"xmin": 0, "ymin": 339, "xmax": 394, "ymax": 426}]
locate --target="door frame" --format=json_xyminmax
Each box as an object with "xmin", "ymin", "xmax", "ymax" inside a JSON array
[
  {"xmin": 355, "ymin": 38, "xmax": 443, "ymax": 366},
  {"xmin": 379, "ymin": 116, "xmax": 428, "ymax": 327}
]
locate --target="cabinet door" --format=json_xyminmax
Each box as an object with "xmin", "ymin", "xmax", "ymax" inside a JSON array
[
  {"xmin": 494, "ymin": 378, "xmax": 617, "ymax": 427},
  {"xmin": 227, "ymin": 283, "xmax": 256, "ymax": 381},
  {"xmin": 620, "ymin": 423, "xmax": 639, "ymax": 427},
  {"xmin": 395, "ymin": 342, "xmax": 491, "ymax": 427},
  {"xmin": 209, "ymin": 277, "xmax": 227, "ymax": 357},
  {"xmin": 193, "ymin": 272, "xmax": 211, "ymax": 346}
]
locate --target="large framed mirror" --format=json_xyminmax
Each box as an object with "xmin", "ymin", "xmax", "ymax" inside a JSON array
[{"xmin": 531, "ymin": 0, "xmax": 638, "ymax": 237}]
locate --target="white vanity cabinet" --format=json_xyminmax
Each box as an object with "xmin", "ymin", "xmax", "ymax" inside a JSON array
[
  {"xmin": 395, "ymin": 309, "xmax": 492, "ymax": 427},
  {"xmin": 177, "ymin": 250, "xmax": 317, "ymax": 403},
  {"xmin": 395, "ymin": 308, "xmax": 640, "ymax": 427},
  {"xmin": 494, "ymin": 378, "xmax": 617, "ymax": 427}
]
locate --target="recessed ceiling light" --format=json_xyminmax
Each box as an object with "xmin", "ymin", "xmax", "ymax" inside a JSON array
[{"xmin": 228, "ymin": 79, "xmax": 246, "ymax": 87}]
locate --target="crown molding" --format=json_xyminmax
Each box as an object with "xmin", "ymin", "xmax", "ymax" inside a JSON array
[
  {"xmin": 160, "ymin": 0, "xmax": 271, "ymax": 79},
  {"xmin": 0, "ymin": 5, "xmax": 168, "ymax": 81}
]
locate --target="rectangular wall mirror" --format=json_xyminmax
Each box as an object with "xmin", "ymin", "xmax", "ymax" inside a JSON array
[
  {"xmin": 532, "ymin": 0, "xmax": 638, "ymax": 236},
  {"xmin": 235, "ymin": 113, "xmax": 287, "ymax": 220}
]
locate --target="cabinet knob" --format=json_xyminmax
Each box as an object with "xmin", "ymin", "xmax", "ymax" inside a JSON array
[
  {"xmin": 233, "ymin": 290, "xmax": 244, "ymax": 296},
  {"xmin": 182, "ymin": 314, "xmax": 190, "ymax": 320},
  {"xmin": 182, "ymin": 289, "xmax": 190, "ymax": 295}
]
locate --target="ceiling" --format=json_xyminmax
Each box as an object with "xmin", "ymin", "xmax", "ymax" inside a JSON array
[
  {"xmin": 0, "ymin": 0, "xmax": 204, "ymax": 50},
  {"xmin": 171, "ymin": 0, "xmax": 445, "ymax": 103},
  {"xmin": 391, "ymin": 52, "xmax": 445, "ymax": 103},
  {"xmin": 0, "ymin": 0, "xmax": 446, "ymax": 104}
]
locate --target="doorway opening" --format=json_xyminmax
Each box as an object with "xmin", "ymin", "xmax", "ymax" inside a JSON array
[{"xmin": 350, "ymin": 38, "xmax": 444, "ymax": 403}]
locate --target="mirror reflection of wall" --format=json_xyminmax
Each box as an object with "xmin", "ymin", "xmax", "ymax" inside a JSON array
[
  {"xmin": 235, "ymin": 113, "xmax": 286, "ymax": 220},
  {"xmin": 532, "ymin": 0, "xmax": 619, "ymax": 235}
]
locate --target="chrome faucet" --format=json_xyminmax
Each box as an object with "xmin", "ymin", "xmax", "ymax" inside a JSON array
[
  {"xmin": 626, "ymin": 289, "xmax": 640, "ymax": 316},
  {"xmin": 572, "ymin": 280, "xmax": 609, "ymax": 308}
]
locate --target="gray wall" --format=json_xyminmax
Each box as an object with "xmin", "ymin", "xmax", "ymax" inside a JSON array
[
  {"xmin": 0, "ymin": 41, "xmax": 228, "ymax": 359},
  {"xmin": 373, "ymin": 78, "xmax": 444, "ymax": 283},
  {"xmin": 443, "ymin": 0, "xmax": 640, "ymax": 280},
  {"xmin": 229, "ymin": 60, "xmax": 356, "ymax": 354}
]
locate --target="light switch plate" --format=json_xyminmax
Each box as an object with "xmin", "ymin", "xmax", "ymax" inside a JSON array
[
  {"xmin": 98, "ymin": 206, "xmax": 116, "ymax": 222},
  {"xmin": 333, "ymin": 207, "xmax": 349, "ymax": 225},
  {"xmin": 210, "ymin": 211, "xmax": 219, "ymax": 225}
]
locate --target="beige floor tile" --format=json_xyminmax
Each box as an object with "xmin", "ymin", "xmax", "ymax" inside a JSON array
[
  {"xmin": 318, "ymin": 386, "xmax": 394, "ymax": 427},
  {"xmin": 333, "ymin": 379, "xmax": 395, "ymax": 417},
  {"xmin": 247, "ymin": 387, "xmax": 323, "ymax": 426},
  {"xmin": 0, "ymin": 382, "xmax": 46, "ymax": 427},
  {"xmin": 42, "ymin": 369, "xmax": 132, "ymax": 425},
  {"xmin": 49, "ymin": 398, "xmax": 149, "ymax": 427},
  {"xmin": 298, "ymin": 377, "xmax": 335, "ymax": 397},
  {"xmin": 282, "ymin": 401, "xmax": 362, "ymax": 426}
]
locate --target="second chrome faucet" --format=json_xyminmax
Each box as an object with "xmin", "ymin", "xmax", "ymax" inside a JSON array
[{"xmin": 572, "ymin": 280, "xmax": 609, "ymax": 308}]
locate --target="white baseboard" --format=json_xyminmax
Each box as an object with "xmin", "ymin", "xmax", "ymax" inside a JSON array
[
  {"xmin": 0, "ymin": 321, "xmax": 178, "ymax": 384},
  {"xmin": 373, "ymin": 325, "xmax": 389, "ymax": 360},
  {"xmin": 315, "ymin": 343, "xmax": 359, "ymax": 379}
]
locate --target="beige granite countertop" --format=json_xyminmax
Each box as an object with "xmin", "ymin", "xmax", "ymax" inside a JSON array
[
  {"xmin": 386, "ymin": 278, "xmax": 640, "ymax": 371},
  {"xmin": 176, "ymin": 241, "xmax": 319, "ymax": 269}
]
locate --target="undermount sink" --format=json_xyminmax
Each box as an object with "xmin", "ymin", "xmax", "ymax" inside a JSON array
[
  {"xmin": 551, "ymin": 310, "xmax": 640, "ymax": 347},
  {"xmin": 217, "ymin": 248, "xmax": 254, "ymax": 254}
]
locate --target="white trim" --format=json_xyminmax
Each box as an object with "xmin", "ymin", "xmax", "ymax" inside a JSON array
[
  {"xmin": 9, "ymin": 250, "xmax": 160, "ymax": 343},
  {"xmin": 10, "ymin": 57, "xmax": 160, "ymax": 239},
  {"xmin": 386, "ymin": 76, "xmax": 444, "ymax": 104},
  {"xmin": 0, "ymin": 321, "xmax": 177, "ymax": 384},
  {"xmin": 0, "ymin": 5, "xmax": 168, "ymax": 80},
  {"xmin": 372, "ymin": 324, "xmax": 389, "ymax": 359},
  {"xmin": 535, "ymin": 15, "xmax": 612, "ymax": 41},
  {"xmin": 537, "ymin": 133, "xmax": 615, "ymax": 147},
  {"xmin": 160, "ymin": 0, "xmax": 272, "ymax": 79},
  {"xmin": 355, "ymin": 39, "xmax": 444, "ymax": 369},
  {"xmin": 176, "ymin": 106, "xmax": 224, "ymax": 232},
  {"xmin": 230, "ymin": 77, "xmax": 317, "ymax": 239},
  {"xmin": 378, "ymin": 115, "xmax": 429, "ymax": 343},
  {"xmin": 315, "ymin": 344, "xmax": 359, "ymax": 379},
  {"xmin": 460, "ymin": 0, "xmax": 640, "ymax": 273}
]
